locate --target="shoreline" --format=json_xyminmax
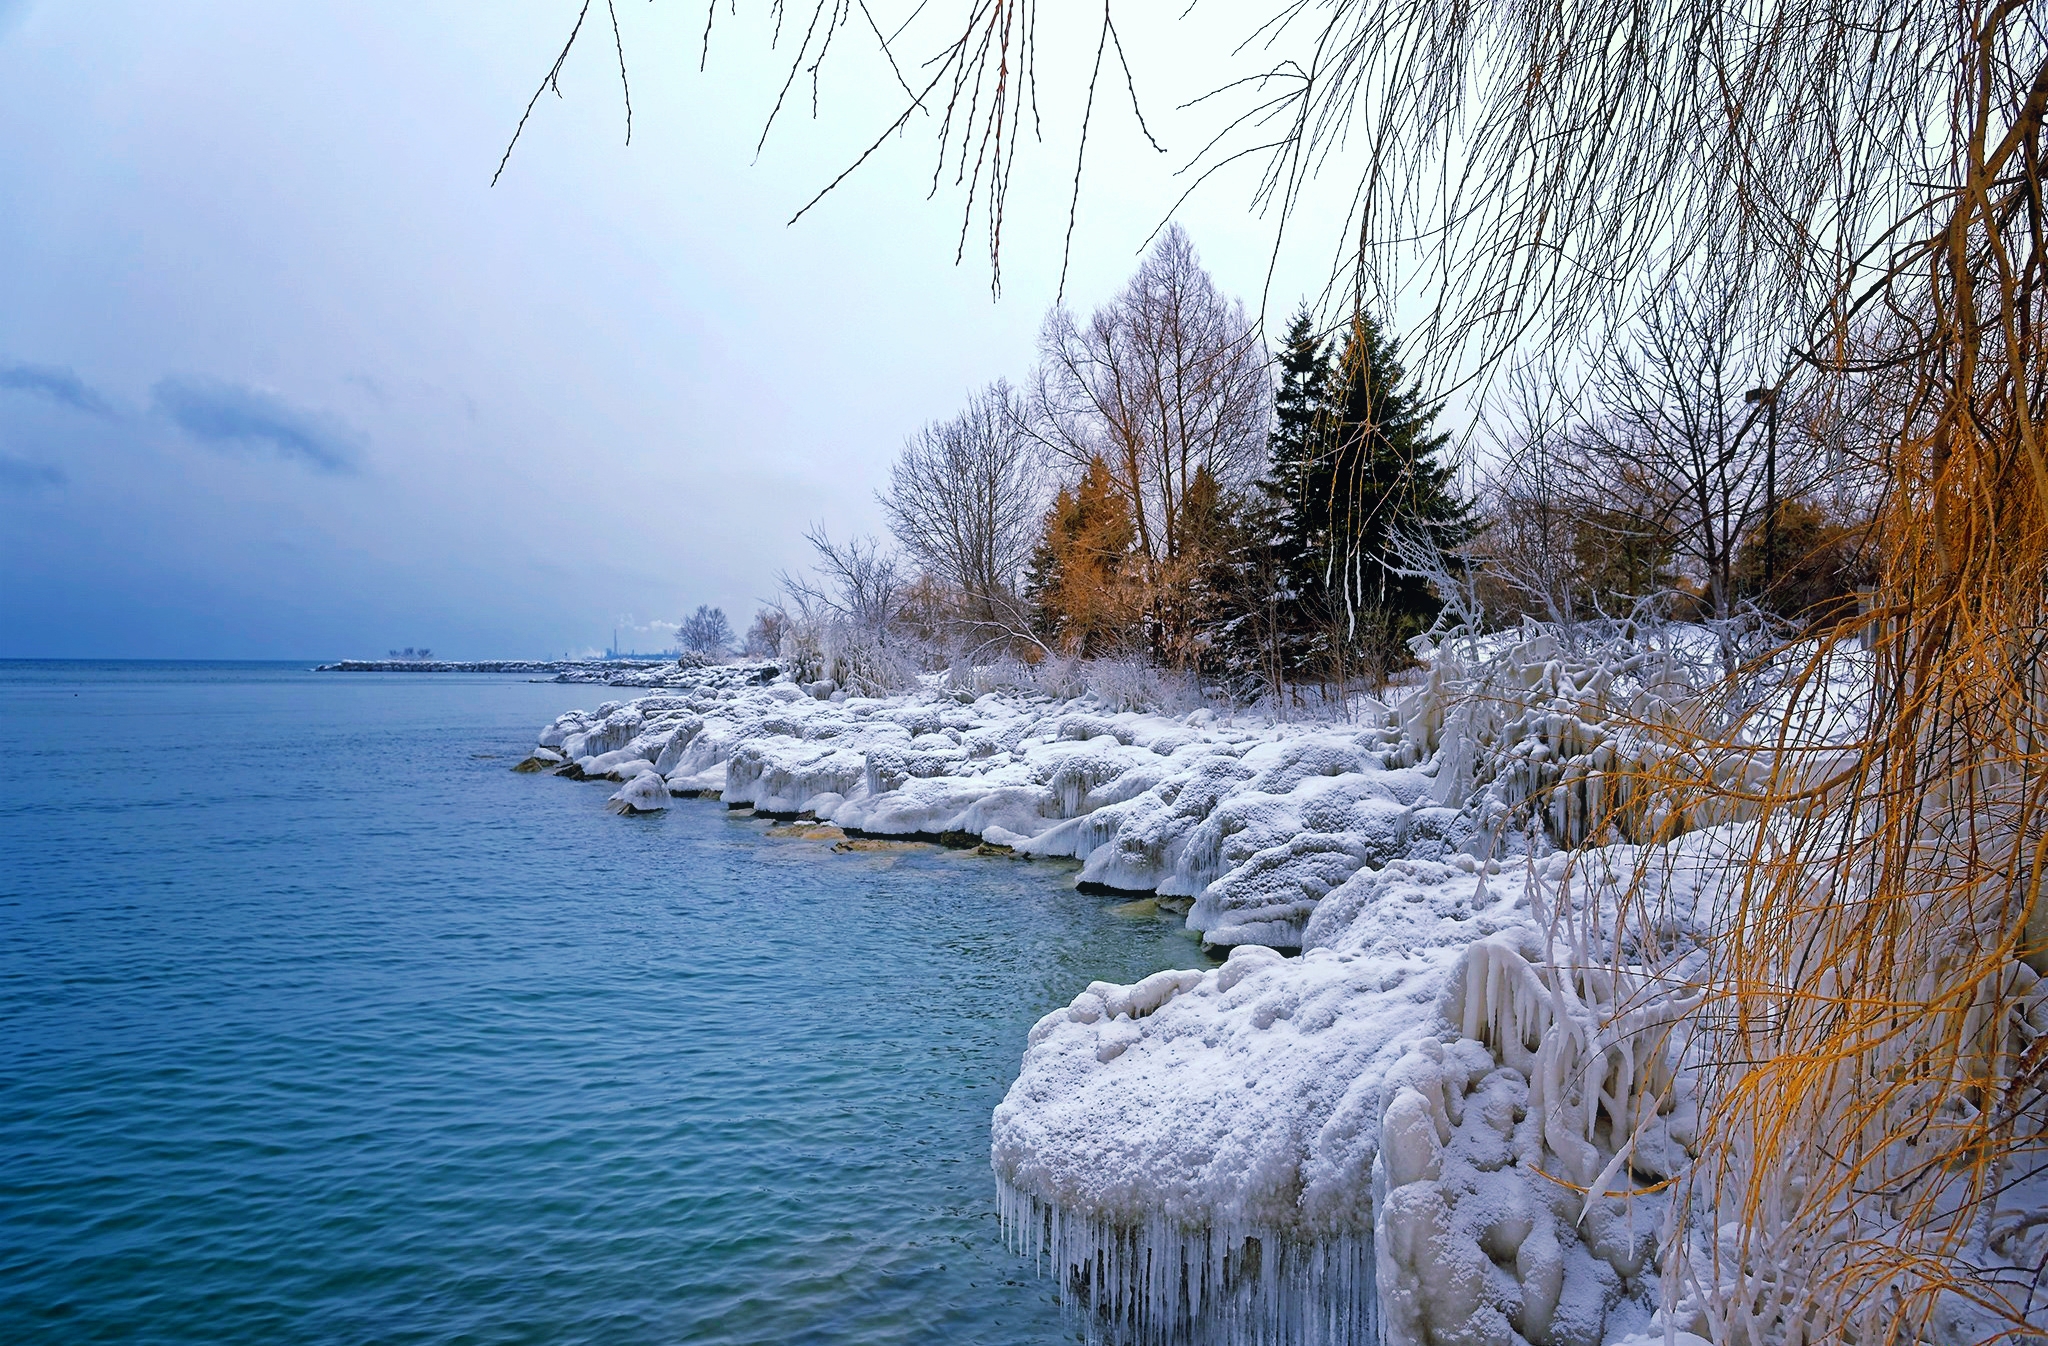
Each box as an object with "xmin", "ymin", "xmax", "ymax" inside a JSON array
[
  {"xmin": 510, "ymin": 650, "xmax": 2045, "ymax": 1346},
  {"xmin": 508, "ymin": 655, "xmax": 1657, "ymax": 1344},
  {"xmin": 513, "ymin": 659, "xmax": 1443, "ymax": 956},
  {"xmin": 315, "ymin": 658, "xmax": 684, "ymax": 678}
]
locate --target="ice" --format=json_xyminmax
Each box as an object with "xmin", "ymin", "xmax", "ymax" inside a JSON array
[
  {"xmin": 525, "ymin": 642, "xmax": 2046, "ymax": 1345},
  {"xmin": 606, "ymin": 767, "xmax": 670, "ymax": 813}
]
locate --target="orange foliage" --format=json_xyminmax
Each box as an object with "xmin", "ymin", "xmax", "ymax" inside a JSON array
[{"xmin": 1031, "ymin": 456, "xmax": 1145, "ymax": 657}]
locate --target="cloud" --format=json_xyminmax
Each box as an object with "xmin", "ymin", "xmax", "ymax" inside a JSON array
[
  {"xmin": 152, "ymin": 376, "xmax": 361, "ymax": 473},
  {"xmin": 0, "ymin": 363, "xmax": 112, "ymax": 415},
  {"xmin": 0, "ymin": 454, "xmax": 67, "ymax": 491}
]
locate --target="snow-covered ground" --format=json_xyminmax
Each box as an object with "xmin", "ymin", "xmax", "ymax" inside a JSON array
[{"xmin": 517, "ymin": 638, "xmax": 2047, "ymax": 1346}]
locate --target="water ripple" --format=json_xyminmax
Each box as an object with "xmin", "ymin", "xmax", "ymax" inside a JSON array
[{"xmin": 0, "ymin": 662, "xmax": 1198, "ymax": 1344}]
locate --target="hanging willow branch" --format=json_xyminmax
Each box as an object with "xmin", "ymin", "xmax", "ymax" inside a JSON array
[{"xmin": 495, "ymin": 0, "xmax": 1166, "ymax": 297}]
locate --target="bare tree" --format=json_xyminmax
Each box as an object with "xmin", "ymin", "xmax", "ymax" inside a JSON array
[
  {"xmin": 775, "ymin": 526, "xmax": 917, "ymax": 694},
  {"xmin": 1478, "ymin": 434, "xmax": 1682, "ymax": 627},
  {"xmin": 1030, "ymin": 225, "xmax": 1268, "ymax": 638},
  {"xmin": 777, "ymin": 526, "xmax": 902, "ymax": 635},
  {"xmin": 678, "ymin": 604, "xmax": 733, "ymax": 656},
  {"xmin": 1580, "ymin": 278, "xmax": 1816, "ymax": 630},
  {"xmin": 742, "ymin": 607, "xmax": 787, "ymax": 658},
  {"xmin": 878, "ymin": 380, "xmax": 1044, "ymax": 646}
]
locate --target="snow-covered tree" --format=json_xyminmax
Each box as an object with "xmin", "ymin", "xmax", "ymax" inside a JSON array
[
  {"xmin": 678, "ymin": 604, "xmax": 733, "ymax": 657},
  {"xmin": 879, "ymin": 380, "xmax": 1044, "ymax": 646}
]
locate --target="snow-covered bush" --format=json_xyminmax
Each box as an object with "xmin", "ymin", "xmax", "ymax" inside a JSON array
[{"xmin": 767, "ymin": 613, "xmax": 918, "ymax": 698}]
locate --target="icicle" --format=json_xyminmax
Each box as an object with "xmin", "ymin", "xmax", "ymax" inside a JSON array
[{"xmin": 994, "ymin": 1175, "xmax": 1380, "ymax": 1346}]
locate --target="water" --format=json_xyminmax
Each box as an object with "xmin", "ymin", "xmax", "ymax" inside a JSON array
[{"xmin": 0, "ymin": 661, "xmax": 1202, "ymax": 1345}]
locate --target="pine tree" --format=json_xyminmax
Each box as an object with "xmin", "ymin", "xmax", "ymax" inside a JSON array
[
  {"xmin": 1264, "ymin": 307, "xmax": 1334, "ymax": 525},
  {"xmin": 1204, "ymin": 306, "xmax": 1471, "ymax": 696},
  {"xmin": 1234, "ymin": 308, "xmax": 1471, "ymax": 687},
  {"xmin": 1214, "ymin": 308, "xmax": 1331, "ymax": 688},
  {"xmin": 1191, "ymin": 469, "xmax": 1289, "ymax": 702},
  {"xmin": 1296, "ymin": 314, "xmax": 1471, "ymax": 670}
]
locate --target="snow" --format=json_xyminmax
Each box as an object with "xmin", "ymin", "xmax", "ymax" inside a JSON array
[
  {"xmin": 531, "ymin": 669, "xmax": 1451, "ymax": 932},
  {"xmin": 991, "ymin": 831, "xmax": 1739, "ymax": 1346},
  {"xmin": 521, "ymin": 640, "xmax": 2048, "ymax": 1345}
]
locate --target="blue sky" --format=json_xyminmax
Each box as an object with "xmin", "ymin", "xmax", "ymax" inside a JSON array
[{"xmin": 0, "ymin": 3, "xmax": 1343, "ymax": 658}]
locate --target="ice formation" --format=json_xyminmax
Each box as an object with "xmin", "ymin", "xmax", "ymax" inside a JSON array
[
  {"xmin": 522, "ymin": 662, "xmax": 1462, "ymax": 956},
  {"xmin": 993, "ymin": 837, "xmax": 1723, "ymax": 1346},
  {"xmin": 520, "ymin": 636, "xmax": 2046, "ymax": 1345}
]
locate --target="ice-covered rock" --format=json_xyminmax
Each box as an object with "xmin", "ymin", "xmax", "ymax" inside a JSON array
[
  {"xmin": 994, "ymin": 836, "xmax": 1725, "ymax": 1346},
  {"xmin": 606, "ymin": 768, "xmax": 671, "ymax": 814},
  {"xmin": 524, "ymin": 665, "xmax": 1476, "ymax": 954},
  {"xmin": 511, "ymin": 746, "xmax": 563, "ymax": 773}
]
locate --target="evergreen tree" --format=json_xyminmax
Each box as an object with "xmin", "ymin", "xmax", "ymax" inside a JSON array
[
  {"xmin": 1207, "ymin": 308, "xmax": 1331, "ymax": 691},
  {"xmin": 1200, "ymin": 306, "xmax": 1473, "ymax": 696},
  {"xmin": 1192, "ymin": 473, "xmax": 1290, "ymax": 702},
  {"xmin": 1263, "ymin": 306, "xmax": 1335, "ymax": 526},
  {"xmin": 1024, "ymin": 456, "xmax": 1141, "ymax": 656},
  {"xmin": 1236, "ymin": 307, "xmax": 1471, "ymax": 686},
  {"xmin": 1158, "ymin": 463, "xmax": 1232, "ymax": 671},
  {"xmin": 1312, "ymin": 313, "xmax": 1472, "ymax": 659}
]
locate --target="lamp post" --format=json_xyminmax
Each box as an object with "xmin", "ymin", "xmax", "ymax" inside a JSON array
[{"xmin": 1745, "ymin": 386, "xmax": 1779, "ymax": 596}]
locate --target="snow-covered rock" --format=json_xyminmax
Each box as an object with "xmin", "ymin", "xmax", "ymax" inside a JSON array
[
  {"xmin": 994, "ymin": 837, "xmax": 1726, "ymax": 1346},
  {"xmin": 605, "ymin": 767, "xmax": 671, "ymax": 814},
  {"xmin": 529, "ymin": 638, "xmax": 2038, "ymax": 1346},
  {"xmin": 539, "ymin": 664, "xmax": 1464, "ymax": 953}
]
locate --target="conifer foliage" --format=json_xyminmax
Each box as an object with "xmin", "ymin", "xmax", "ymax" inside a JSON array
[
  {"xmin": 1224, "ymin": 308, "xmax": 1473, "ymax": 689},
  {"xmin": 1024, "ymin": 456, "xmax": 1142, "ymax": 656},
  {"xmin": 1317, "ymin": 315, "xmax": 1472, "ymax": 656}
]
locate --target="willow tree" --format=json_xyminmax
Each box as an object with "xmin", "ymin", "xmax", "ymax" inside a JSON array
[{"xmin": 505, "ymin": 3, "xmax": 2048, "ymax": 1338}]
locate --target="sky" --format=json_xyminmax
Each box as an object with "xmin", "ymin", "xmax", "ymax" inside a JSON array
[{"xmin": 0, "ymin": 2, "xmax": 1360, "ymax": 659}]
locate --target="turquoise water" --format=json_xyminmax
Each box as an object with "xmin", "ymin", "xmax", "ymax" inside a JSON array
[{"xmin": 0, "ymin": 662, "xmax": 1200, "ymax": 1345}]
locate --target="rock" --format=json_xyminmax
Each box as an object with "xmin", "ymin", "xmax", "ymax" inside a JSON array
[
  {"xmin": 831, "ymin": 837, "xmax": 930, "ymax": 853},
  {"xmin": 606, "ymin": 770, "xmax": 671, "ymax": 814},
  {"xmin": 766, "ymin": 823, "xmax": 847, "ymax": 842}
]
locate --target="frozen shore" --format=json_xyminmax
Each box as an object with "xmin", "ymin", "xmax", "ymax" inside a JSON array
[
  {"xmin": 516, "ymin": 647, "xmax": 2048, "ymax": 1346},
  {"xmin": 518, "ymin": 660, "xmax": 1456, "ymax": 954}
]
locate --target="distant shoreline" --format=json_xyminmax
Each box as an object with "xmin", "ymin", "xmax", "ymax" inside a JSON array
[{"xmin": 314, "ymin": 658, "xmax": 677, "ymax": 675}]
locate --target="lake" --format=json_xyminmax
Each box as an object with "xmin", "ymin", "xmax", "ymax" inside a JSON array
[{"xmin": 0, "ymin": 661, "xmax": 1200, "ymax": 1345}]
